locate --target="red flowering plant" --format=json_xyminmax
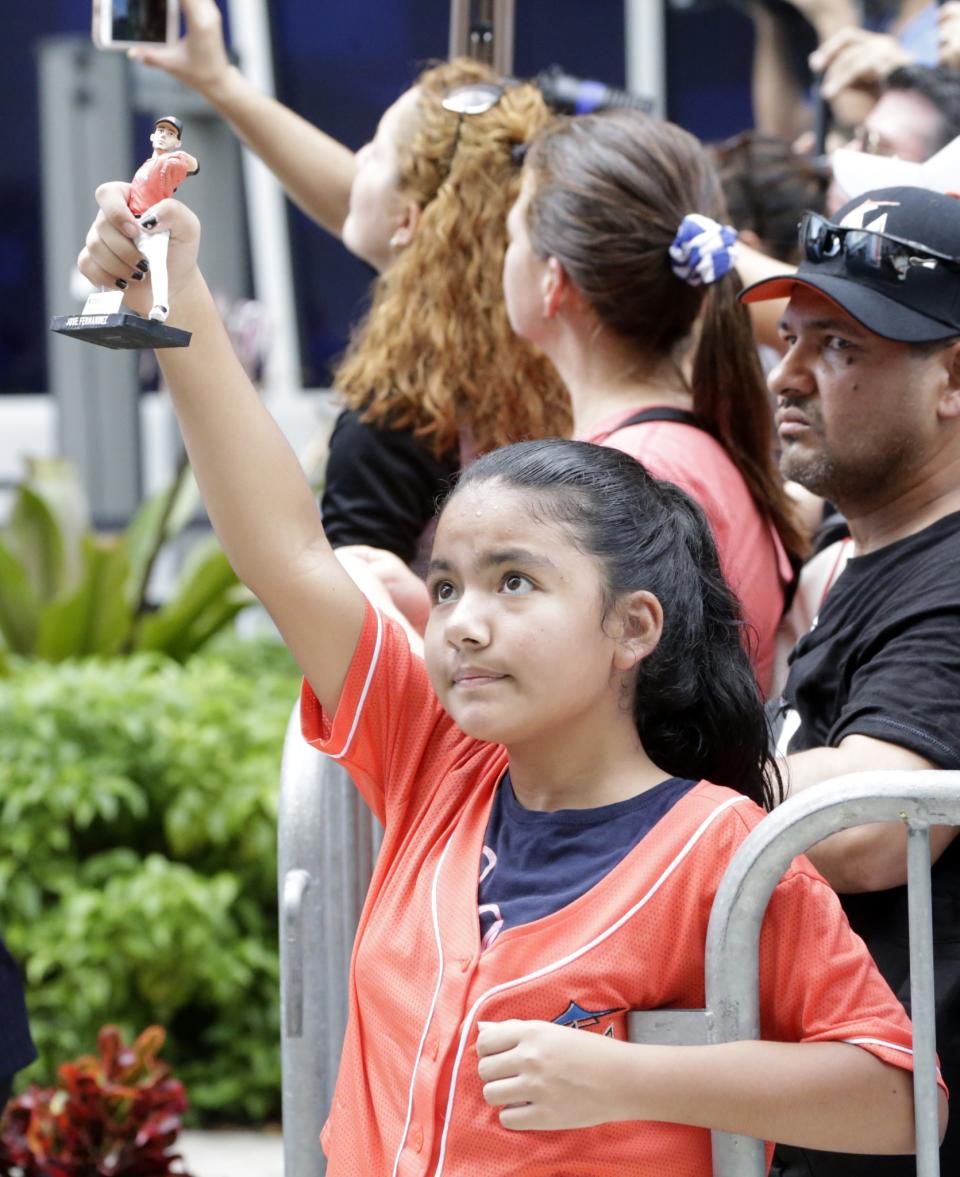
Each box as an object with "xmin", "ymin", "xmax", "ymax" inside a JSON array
[{"xmin": 0, "ymin": 1025, "xmax": 192, "ymax": 1176}]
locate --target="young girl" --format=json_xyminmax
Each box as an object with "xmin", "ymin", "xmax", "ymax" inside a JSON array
[
  {"xmin": 503, "ymin": 110, "xmax": 807, "ymax": 696},
  {"xmin": 79, "ymin": 192, "xmax": 943, "ymax": 1176},
  {"xmin": 134, "ymin": 0, "xmax": 571, "ymax": 567}
]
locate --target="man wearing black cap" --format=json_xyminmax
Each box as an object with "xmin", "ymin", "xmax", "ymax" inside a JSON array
[
  {"xmin": 126, "ymin": 116, "xmax": 198, "ymax": 325},
  {"xmin": 742, "ymin": 186, "xmax": 960, "ymax": 1175}
]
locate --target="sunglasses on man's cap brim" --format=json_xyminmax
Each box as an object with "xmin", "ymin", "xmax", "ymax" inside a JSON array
[{"xmin": 739, "ymin": 273, "xmax": 960, "ymax": 343}]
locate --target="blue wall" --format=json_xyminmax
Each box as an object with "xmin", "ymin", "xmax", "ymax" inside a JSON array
[{"xmin": 2, "ymin": 1, "xmax": 757, "ymax": 393}]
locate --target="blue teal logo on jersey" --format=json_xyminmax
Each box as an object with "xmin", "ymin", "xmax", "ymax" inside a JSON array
[{"xmin": 552, "ymin": 1000, "xmax": 625, "ymax": 1034}]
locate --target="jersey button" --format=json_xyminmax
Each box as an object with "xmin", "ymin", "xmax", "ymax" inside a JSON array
[
  {"xmin": 428, "ymin": 1037, "xmax": 439, "ymax": 1061},
  {"xmin": 412, "ymin": 1125, "xmax": 424, "ymax": 1153},
  {"xmin": 459, "ymin": 955, "xmax": 472, "ymax": 972}
]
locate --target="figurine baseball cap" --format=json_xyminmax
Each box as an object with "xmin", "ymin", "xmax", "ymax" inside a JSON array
[
  {"xmin": 740, "ymin": 186, "xmax": 960, "ymax": 342},
  {"xmin": 154, "ymin": 115, "xmax": 183, "ymax": 137}
]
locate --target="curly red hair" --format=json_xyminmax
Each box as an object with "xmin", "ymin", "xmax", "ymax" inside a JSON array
[{"xmin": 332, "ymin": 59, "xmax": 571, "ymax": 457}]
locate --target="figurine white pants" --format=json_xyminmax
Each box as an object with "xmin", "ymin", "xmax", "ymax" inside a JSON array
[{"xmin": 135, "ymin": 227, "xmax": 170, "ymax": 321}]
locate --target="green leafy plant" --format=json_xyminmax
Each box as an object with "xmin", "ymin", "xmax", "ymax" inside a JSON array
[
  {"xmin": 0, "ymin": 1025, "xmax": 191, "ymax": 1176},
  {"xmin": 0, "ymin": 457, "xmax": 252, "ymax": 663},
  {"xmin": 0, "ymin": 638, "xmax": 300, "ymax": 1121}
]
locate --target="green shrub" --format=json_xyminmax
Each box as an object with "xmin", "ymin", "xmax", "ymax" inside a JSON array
[
  {"xmin": 0, "ymin": 636, "xmax": 300, "ymax": 1122},
  {"xmin": 0, "ymin": 457, "xmax": 252, "ymax": 664}
]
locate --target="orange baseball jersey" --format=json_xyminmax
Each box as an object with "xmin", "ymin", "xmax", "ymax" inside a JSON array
[
  {"xmin": 128, "ymin": 151, "xmax": 193, "ymax": 216},
  {"xmin": 301, "ymin": 604, "xmax": 939, "ymax": 1177}
]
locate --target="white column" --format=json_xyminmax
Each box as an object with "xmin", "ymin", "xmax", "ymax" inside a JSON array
[
  {"xmin": 226, "ymin": 0, "xmax": 303, "ymax": 399},
  {"xmin": 625, "ymin": 0, "xmax": 666, "ymax": 119}
]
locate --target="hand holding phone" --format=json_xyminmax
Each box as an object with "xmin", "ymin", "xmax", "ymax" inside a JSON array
[{"xmin": 92, "ymin": 0, "xmax": 180, "ymax": 51}]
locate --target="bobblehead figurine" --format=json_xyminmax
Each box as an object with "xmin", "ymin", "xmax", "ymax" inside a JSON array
[{"xmin": 51, "ymin": 115, "xmax": 199, "ymax": 349}]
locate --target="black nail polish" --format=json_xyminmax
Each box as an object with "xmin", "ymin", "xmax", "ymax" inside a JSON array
[
  {"xmin": 130, "ymin": 271, "xmax": 144, "ymax": 281},
  {"xmin": 141, "ymin": 216, "xmax": 158, "ymax": 230},
  {"xmin": 137, "ymin": 259, "xmax": 150, "ymax": 272},
  {"xmin": 115, "ymin": 278, "xmax": 128, "ymax": 290}
]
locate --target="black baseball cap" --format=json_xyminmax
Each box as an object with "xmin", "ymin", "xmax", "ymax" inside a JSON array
[
  {"xmin": 739, "ymin": 186, "xmax": 960, "ymax": 342},
  {"xmin": 154, "ymin": 115, "xmax": 183, "ymax": 138}
]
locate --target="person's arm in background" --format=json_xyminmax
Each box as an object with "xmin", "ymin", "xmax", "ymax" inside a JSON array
[
  {"xmin": 737, "ymin": 242, "xmax": 792, "ymax": 353},
  {"xmin": 938, "ymin": 1, "xmax": 960, "ymax": 68},
  {"xmin": 810, "ymin": 25, "xmax": 913, "ymax": 126},
  {"xmin": 129, "ymin": 0, "xmax": 356, "ymax": 238},
  {"xmin": 748, "ymin": 0, "xmax": 859, "ymax": 139},
  {"xmin": 782, "ymin": 735, "xmax": 959, "ymax": 892}
]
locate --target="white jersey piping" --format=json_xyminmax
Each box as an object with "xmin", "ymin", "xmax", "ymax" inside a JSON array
[
  {"xmin": 844, "ymin": 1036, "xmax": 943, "ymax": 1078},
  {"xmin": 327, "ymin": 608, "xmax": 383, "ymax": 761},
  {"xmin": 431, "ymin": 791, "xmax": 752, "ymax": 1176}
]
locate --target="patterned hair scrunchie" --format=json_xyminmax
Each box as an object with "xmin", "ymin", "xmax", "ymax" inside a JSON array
[{"xmin": 669, "ymin": 213, "xmax": 739, "ymax": 286}]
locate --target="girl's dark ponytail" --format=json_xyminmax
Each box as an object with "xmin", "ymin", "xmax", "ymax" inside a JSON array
[
  {"xmin": 524, "ymin": 110, "xmax": 808, "ymax": 570},
  {"xmin": 691, "ymin": 272, "xmax": 808, "ymax": 566},
  {"xmin": 629, "ymin": 482, "xmax": 782, "ymax": 810}
]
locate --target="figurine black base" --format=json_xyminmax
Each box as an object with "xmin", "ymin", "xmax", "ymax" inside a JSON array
[{"xmin": 50, "ymin": 311, "xmax": 191, "ymax": 350}]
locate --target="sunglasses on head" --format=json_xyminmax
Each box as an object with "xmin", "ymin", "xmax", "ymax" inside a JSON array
[
  {"xmin": 441, "ymin": 82, "xmax": 506, "ymax": 116},
  {"xmin": 433, "ymin": 83, "xmax": 510, "ymax": 189},
  {"xmin": 799, "ymin": 211, "xmax": 960, "ymax": 283}
]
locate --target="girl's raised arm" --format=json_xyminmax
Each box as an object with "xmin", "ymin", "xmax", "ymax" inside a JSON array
[{"xmin": 79, "ymin": 186, "xmax": 365, "ymax": 716}]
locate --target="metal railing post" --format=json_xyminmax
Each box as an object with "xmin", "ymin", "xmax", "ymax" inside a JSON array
[
  {"xmin": 278, "ymin": 701, "xmax": 379, "ymax": 1177},
  {"xmin": 907, "ymin": 822, "xmax": 941, "ymax": 1177},
  {"xmin": 705, "ymin": 771, "xmax": 960, "ymax": 1177},
  {"xmin": 448, "ymin": 0, "xmax": 515, "ymax": 75}
]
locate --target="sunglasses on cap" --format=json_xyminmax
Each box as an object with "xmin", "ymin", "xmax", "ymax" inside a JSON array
[{"xmin": 799, "ymin": 210, "xmax": 960, "ymax": 283}]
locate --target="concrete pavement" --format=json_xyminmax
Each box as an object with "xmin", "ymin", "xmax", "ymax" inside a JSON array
[{"xmin": 175, "ymin": 1129, "xmax": 285, "ymax": 1177}]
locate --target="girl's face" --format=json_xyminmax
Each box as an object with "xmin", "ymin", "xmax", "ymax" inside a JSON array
[
  {"xmin": 423, "ymin": 483, "xmax": 634, "ymax": 754},
  {"xmin": 342, "ymin": 88, "xmax": 421, "ymax": 272},
  {"xmin": 502, "ymin": 169, "xmax": 550, "ymax": 344}
]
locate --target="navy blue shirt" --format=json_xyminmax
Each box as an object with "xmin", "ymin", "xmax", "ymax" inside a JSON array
[
  {"xmin": 0, "ymin": 936, "xmax": 35, "ymax": 1080},
  {"xmin": 478, "ymin": 772, "xmax": 699, "ymax": 949}
]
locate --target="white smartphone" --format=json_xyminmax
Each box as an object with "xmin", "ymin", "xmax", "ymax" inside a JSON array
[{"xmin": 92, "ymin": 0, "xmax": 180, "ymax": 51}]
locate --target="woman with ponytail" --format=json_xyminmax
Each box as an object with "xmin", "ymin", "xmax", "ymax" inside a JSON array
[{"xmin": 505, "ymin": 110, "xmax": 806, "ymax": 695}]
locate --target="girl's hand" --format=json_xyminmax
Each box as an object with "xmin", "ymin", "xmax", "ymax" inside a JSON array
[
  {"xmin": 476, "ymin": 1019, "xmax": 631, "ymax": 1130},
  {"xmin": 78, "ymin": 186, "xmax": 200, "ymax": 318},
  {"xmin": 126, "ymin": 0, "xmax": 232, "ymax": 100}
]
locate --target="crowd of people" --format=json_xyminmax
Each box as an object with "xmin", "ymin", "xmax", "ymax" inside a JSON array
[{"xmin": 3, "ymin": 0, "xmax": 960, "ymax": 1173}]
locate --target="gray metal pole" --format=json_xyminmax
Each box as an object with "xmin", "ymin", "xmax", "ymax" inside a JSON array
[
  {"xmin": 38, "ymin": 37, "xmax": 141, "ymax": 529},
  {"xmin": 278, "ymin": 702, "xmax": 380, "ymax": 1177},
  {"xmin": 907, "ymin": 823, "xmax": 941, "ymax": 1177},
  {"xmin": 705, "ymin": 772, "xmax": 960, "ymax": 1177},
  {"xmin": 624, "ymin": 0, "xmax": 666, "ymax": 118},
  {"xmin": 448, "ymin": 0, "xmax": 516, "ymax": 75}
]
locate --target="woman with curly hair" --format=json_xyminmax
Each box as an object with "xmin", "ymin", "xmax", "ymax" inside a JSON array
[
  {"xmin": 130, "ymin": 0, "xmax": 570, "ymax": 572},
  {"xmin": 503, "ymin": 111, "xmax": 807, "ymax": 696}
]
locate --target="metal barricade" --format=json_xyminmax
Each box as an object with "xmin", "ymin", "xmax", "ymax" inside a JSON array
[
  {"xmin": 278, "ymin": 702, "xmax": 381, "ymax": 1177},
  {"xmin": 629, "ymin": 770, "xmax": 960, "ymax": 1177}
]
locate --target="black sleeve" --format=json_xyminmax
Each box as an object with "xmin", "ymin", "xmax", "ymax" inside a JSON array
[
  {"xmin": 826, "ymin": 609, "xmax": 960, "ymax": 767},
  {"xmin": 0, "ymin": 936, "xmax": 36, "ymax": 1081},
  {"xmin": 320, "ymin": 408, "xmax": 460, "ymax": 565}
]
